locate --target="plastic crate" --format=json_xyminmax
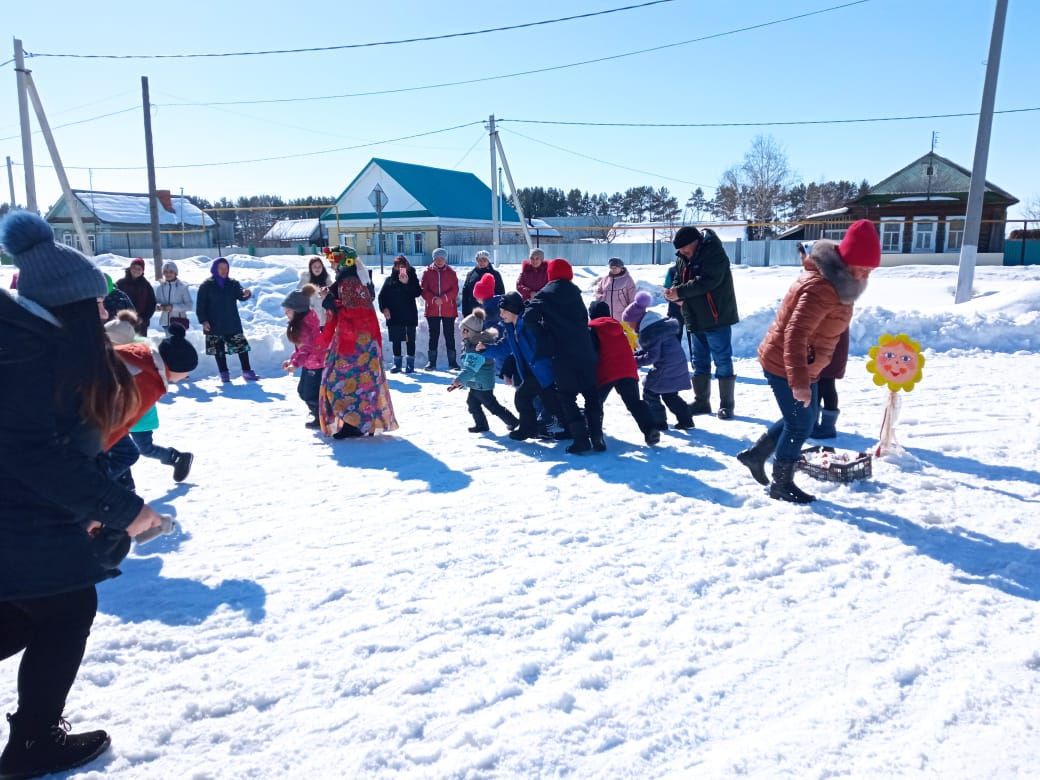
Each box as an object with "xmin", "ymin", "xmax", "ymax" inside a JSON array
[{"xmin": 796, "ymin": 445, "xmax": 872, "ymax": 484}]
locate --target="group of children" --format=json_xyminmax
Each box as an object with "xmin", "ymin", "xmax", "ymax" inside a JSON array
[{"xmin": 277, "ymin": 250, "xmax": 701, "ymax": 454}]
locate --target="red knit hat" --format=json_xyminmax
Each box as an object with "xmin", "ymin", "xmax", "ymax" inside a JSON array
[
  {"xmin": 838, "ymin": 220, "xmax": 881, "ymax": 268},
  {"xmin": 546, "ymin": 258, "xmax": 573, "ymax": 282},
  {"xmin": 473, "ymin": 273, "xmax": 497, "ymax": 301}
]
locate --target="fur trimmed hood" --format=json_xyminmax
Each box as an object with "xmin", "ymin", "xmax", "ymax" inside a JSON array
[{"xmin": 810, "ymin": 240, "xmax": 869, "ymax": 304}]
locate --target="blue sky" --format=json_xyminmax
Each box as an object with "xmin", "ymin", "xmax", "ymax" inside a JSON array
[{"xmin": 3, "ymin": 0, "xmax": 1038, "ymax": 220}]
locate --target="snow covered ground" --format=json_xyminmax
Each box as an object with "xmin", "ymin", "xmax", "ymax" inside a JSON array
[{"xmin": 2, "ymin": 256, "xmax": 1039, "ymax": 778}]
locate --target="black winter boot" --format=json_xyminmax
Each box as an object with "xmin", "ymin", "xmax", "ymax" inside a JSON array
[
  {"xmin": 717, "ymin": 376, "xmax": 736, "ymax": 420},
  {"xmin": 390, "ymin": 356, "xmax": 403, "ymax": 374},
  {"xmin": 171, "ymin": 450, "xmax": 193, "ymax": 483},
  {"xmin": 689, "ymin": 375, "xmax": 712, "ymax": 415},
  {"xmin": 424, "ymin": 350, "xmax": 437, "ymax": 371},
  {"xmin": 769, "ymin": 459, "xmax": 816, "ymax": 504},
  {"xmin": 565, "ymin": 420, "xmax": 592, "ymax": 454},
  {"xmin": 404, "ymin": 355, "xmax": 415, "ymax": 374},
  {"xmin": 812, "ymin": 409, "xmax": 840, "ymax": 439},
  {"xmin": 736, "ymin": 432, "xmax": 776, "ymax": 486},
  {"xmin": 0, "ymin": 713, "xmax": 110, "ymax": 780}
]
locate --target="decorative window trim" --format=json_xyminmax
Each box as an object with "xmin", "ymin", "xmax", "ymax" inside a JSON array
[
  {"xmin": 911, "ymin": 216, "xmax": 938, "ymax": 253},
  {"xmin": 945, "ymin": 216, "xmax": 966, "ymax": 253},
  {"xmin": 880, "ymin": 218, "xmax": 903, "ymax": 253}
]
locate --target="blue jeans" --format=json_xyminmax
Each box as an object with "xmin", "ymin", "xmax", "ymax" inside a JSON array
[
  {"xmin": 690, "ymin": 326, "xmax": 734, "ymax": 378},
  {"xmin": 102, "ymin": 434, "xmax": 140, "ymax": 479},
  {"xmin": 298, "ymin": 368, "xmax": 322, "ymax": 416},
  {"xmin": 130, "ymin": 430, "xmax": 176, "ymax": 465},
  {"xmin": 764, "ymin": 370, "xmax": 819, "ymax": 462}
]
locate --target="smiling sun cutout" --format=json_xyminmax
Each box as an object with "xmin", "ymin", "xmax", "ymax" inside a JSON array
[{"xmin": 867, "ymin": 334, "xmax": 925, "ymax": 392}]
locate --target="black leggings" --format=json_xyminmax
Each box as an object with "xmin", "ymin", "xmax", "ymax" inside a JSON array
[
  {"xmin": 388, "ymin": 325, "xmax": 416, "ymax": 358},
  {"xmin": 0, "ymin": 586, "xmax": 98, "ymax": 730},
  {"xmin": 598, "ymin": 377, "xmax": 656, "ymax": 434},
  {"xmin": 817, "ymin": 377, "xmax": 839, "ymax": 411},
  {"xmin": 214, "ymin": 351, "xmax": 252, "ymax": 374}
]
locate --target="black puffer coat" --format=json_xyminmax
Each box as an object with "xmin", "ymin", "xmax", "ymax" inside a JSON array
[
  {"xmin": 377, "ymin": 267, "xmax": 422, "ymax": 328},
  {"xmin": 461, "ymin": 266, "xmax": 504, "ymax": 316},
  {"xmin": 526, "ymin": 279, "xmax": 598, "ymax": 394},
  {"xmin": 0, "ymin": 292, "xmax": 143, "ymax": 600}
]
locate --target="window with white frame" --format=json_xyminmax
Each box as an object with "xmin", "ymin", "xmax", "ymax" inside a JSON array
[
  {"xmin": 62, "ymin": 231, "xmax": 74, "ymax": 247},
  {"xmin": 880, "ymin": 219, "xmax": 903, "ymax": 253},
  {"xmin": 945, "ymin": 218, "xmax": 965, "ymax": 252},
  {"xmin": 822, "ymin": 229, "xmax": 846, "ymax": 241},
  {"xmin": 413, "ymin": 232, "xmax": 424, "ymax": 255},
  {"xmin": 912, "ymin": 217, "xmax": 937, "ymax": 253},
  {"xmin": 395, "ymin": 233, "xmax": 405, "ymax": 254}
]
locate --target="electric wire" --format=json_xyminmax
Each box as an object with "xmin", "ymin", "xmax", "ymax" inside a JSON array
[
  {"xmin": 0, "ymin": 106, "xmax": 140, "ymax": 142},
  {"xmin": 150, "ymin": 0, "xmax": 871, "ymax": 107},
  {"xmin": 452, "ymin": 131, "xmax": 488, "ymax": 169},
  {"xmin": 500, "ymin": 127, "xmax": 716, "ymax": 189},
  {"xmin": 498, "ymin": 106, "xmax": 1040, "ymax": 128},
  {"xmin": 24, "ymin": 0, "xmax": 675, "ymax": 60},
  {"xmin": 11, "ymin": 120, "xmax": 486, "ymax": 171}
]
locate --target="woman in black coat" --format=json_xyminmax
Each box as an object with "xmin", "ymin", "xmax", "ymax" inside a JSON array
[
  {"xmin": 0, "ymin": 211, "xmax": 162, "ymax": 778},
  {"xmin": 461, "ymin": 250, "xmax": 504, "ymax": 316},
  {"xmin": 377, "ymin": 254, "xmax": 422, "ymax": 373},
  {"xmin": 195, "ymin": 257, "xmax": 257, "ymax": 382},
  {"xmin": 114, "ymin": 257, "xmax": 156, "ymax": 335}
]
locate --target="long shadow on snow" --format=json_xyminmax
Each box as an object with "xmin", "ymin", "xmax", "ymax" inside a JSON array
[
  {"xmin": 815, "ymin": 500, "xmax": 1040, "ymax": 601},
  {"xmin": 326, "ymin": 435, "xmax": 471, "ymax": 493},
  {"xmin": 99, "ymin": 545, "xmax": 267, "ymax": 625},
  {"xmin": 169, "ymin": 380, "xmax": 286, "ymax": 403},
  {"xmin": 532, "ymin": 435, "xmax": 740, "ymax": 505}
]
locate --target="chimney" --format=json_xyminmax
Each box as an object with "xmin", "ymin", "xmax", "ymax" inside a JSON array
[{"xmin": 155, "ymin": 189, "xmax": 174, "ymax": 213}]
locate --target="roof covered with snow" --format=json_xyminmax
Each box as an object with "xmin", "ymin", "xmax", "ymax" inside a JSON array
[
  {"xmin": 262, "ymin": 219, "xmax": 322, "ymax": 242},
  {"xmin": 46, "ymin": 190, "xmax": 215, "ymax": 227}
]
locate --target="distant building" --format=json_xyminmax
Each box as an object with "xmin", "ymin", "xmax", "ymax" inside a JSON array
[
  {"xmin": 320, "ymin": 158, "xmax": 523, "ymax": 260},
  {"xmin": 44, "ymin": 189, "xmax": 229, "ymax": 253},
  {"xmin": 609, "ymin": 221, "xmax": 748, "ymax": 244},
  {"xmin": 261, "ymin": 218, "xmax": 325, "ymax": 247},
  {"xmin": 782, "ymin": 153, "xmax": 1018, "ymax": 254}
]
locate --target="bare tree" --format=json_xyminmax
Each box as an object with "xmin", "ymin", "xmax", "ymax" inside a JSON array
[
  {"xmin": 712, "ymin": 135, "xmax": 798, "ymax": 237},
  {"xmin": 1023, "ymin": 194, "xmax": 1040, "ymax": 221}
]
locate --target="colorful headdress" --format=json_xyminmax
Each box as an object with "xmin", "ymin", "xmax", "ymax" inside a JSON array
[{"xmin": 324, "ymin": 245, "xmax": 358, "ymax": 269}]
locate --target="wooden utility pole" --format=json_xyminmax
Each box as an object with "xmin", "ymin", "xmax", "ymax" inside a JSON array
[
  {"xmin": 6, "ymin": 156, "xmax": 15, "ymax": 208},
  {"xmin": 955, "ymin": 0, "xmax": 1008, "ymax": 304},
  {"xmin": 23, "ymin": 72, "xmax": 92, "ymax": 255},
  {"xmin": 141, "ymin": 76, "xmax": 163, "ymax": 279},
  {"xmin": 13, "ymin": 38, "xmax": 37, "ymax": 212}
]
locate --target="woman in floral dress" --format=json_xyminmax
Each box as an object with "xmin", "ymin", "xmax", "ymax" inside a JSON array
[{"xmin": 317, "ymin": 248, "xmax": 399, "ymax": 439}]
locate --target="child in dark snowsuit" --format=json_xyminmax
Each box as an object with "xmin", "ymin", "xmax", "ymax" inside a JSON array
[
  {"xmin": 622, "ymin": 291, "xmax": 695, "ymax": 431},
  {"xmin": 449, "ymin": 307, "xmax": 519, "ymax": 433},
  {"xmin": 588, "ymin": 300, "xmax": 660, "ymax": 446}
]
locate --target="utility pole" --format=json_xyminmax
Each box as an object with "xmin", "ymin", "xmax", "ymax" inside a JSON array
[
  {"xmin": 13, "ymin": 38, "xmax": 37, "ymax": 212},
  {"xmin": 23, "ymin": 72, "xmax": 92, "ymax": 255},
  {"xmin": 141, "ymin": 76, "xmax": 163, "ymax": 279},
  {"xmin": 6, "ymin": 156, "xmax": 15, "ymax": 208},
  {"xmin": 493, "ymin": 132, "xmax": 533, "ymax": 252},
  {"xmin": 489, "ymin": 114, "xmax": 499, "ymax": 262},
  {"xmin": 955, "ymin": 0, "xmax": 1008, "ymax": 304},
  {"xmin": 180, "ymin": 186, "xmax": 185, "ymax": 248}
]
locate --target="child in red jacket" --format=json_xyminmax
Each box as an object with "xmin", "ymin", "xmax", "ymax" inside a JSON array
[{"xmin": 588, "ymin": 300, "xmax": 659, "ymax": 446}]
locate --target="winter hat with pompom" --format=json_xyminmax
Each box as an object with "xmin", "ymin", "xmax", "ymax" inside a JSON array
[
  {"xmin": 460, "ymin": 307, "xmax": 486, "ymax": 338},
  {"xmin": 158, "ymin": 323, "xmax": 199, "ymax": 373},
  {"xmin": 104, "ymin": 317, "xmax": 137, "ymax": 345},
  {"xmin": 473, "ymin": 273, "xmax": 497, "ymax": 301},
  {"xmin": 0, "ymin": 210, "xmax": 107, "ymax": 307},
  {"xmin": 622, "ymin": 290, "xmax": 653, "ymax": 328},
  {"xmin": 546, "ymin": 258, "xmax": 573, "ymax": 282}
]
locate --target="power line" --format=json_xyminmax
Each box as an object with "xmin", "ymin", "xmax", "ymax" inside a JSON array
[
  {"xmin": 24, "ymin": 0, "xmax": 675, "ymax": 60},
  {"xmin": 0, "ymin": 106, "xmax": 139, "ymax": 142},
  {"xmin": 151, "ymin": 0, "xmax": 872, "ymax": 108},
  {"xmin": 499, "ymin": 106, "xmax": 1040, "ymax": 128},
  {"xmin": 452, "ymin": 131, "xmax": 488, "ymax": 169},
  {"xmin": 501, "ymin": 127, "xmax": 716, "ymax": 190},
  {"xmin": 10, "ymin": 120, "xmax": 485, "ymax": 171}
]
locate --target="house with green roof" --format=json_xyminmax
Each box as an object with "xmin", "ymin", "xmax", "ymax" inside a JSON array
[
  {"xmin": 786, "ymin": 152, "xmax": 1017, "ymax": 255},
  {"xmin": 320, "ymin": 158, "xmax": 522, "ymax": 260}
]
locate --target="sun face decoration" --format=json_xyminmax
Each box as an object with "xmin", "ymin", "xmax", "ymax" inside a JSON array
[{"xmin": 867, "ymin": 333, "xmax": 925, "ymax": 392}]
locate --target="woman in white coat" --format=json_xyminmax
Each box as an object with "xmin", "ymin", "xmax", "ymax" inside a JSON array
[{"xmin": 155, "ymin": 261, "xmax": 193, "ymax": 334}]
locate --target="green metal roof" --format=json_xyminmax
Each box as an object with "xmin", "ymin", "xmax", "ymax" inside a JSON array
[
  {"xmin": 851, "ymin": 153, "xmax": 1017, "ymax": 206},
  {"xmin": 322, "ymin": 158, "xmax": 521, "ymax": 222}
]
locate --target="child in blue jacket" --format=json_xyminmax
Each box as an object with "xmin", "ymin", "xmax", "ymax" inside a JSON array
[{"xmin": 449, "ymin": 307, "xmax": 519, "ymax": 433}]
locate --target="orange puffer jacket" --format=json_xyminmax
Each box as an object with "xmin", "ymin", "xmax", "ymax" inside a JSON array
[
  {"xmin": 757, "ymin": 244, "xmax": 868, "ymax": 392},
  {"xmin": 106, "ymin": 342, "xmax": 168, "ymax": 450}
]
